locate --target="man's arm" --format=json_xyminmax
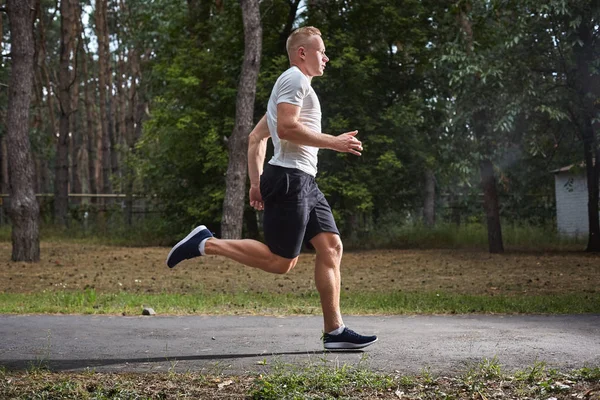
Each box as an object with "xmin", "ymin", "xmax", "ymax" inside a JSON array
[
  {"xmin": 248, "ymin": 115, "xmax": 270, "ymax": 210},
  {"xmin": 277, "ymin": 103, "xmax": 363, "ymax": 156}
]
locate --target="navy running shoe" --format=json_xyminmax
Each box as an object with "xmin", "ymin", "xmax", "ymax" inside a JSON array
[
  {"xmin": 323, "ymin": 327, "xmax": 378, "ymax": 350},
  {"xmin": 166, "ymin": 225, "xmax": 213, "ymax": 268}
]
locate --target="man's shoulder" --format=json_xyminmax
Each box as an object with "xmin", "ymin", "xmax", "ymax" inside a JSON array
[{"xmin": 278, "ymin": 67, "xmax": 309, "ymax": 86}]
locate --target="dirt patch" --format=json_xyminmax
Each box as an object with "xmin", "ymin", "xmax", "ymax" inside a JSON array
[{"xmin": 0, "ymin": 242, "xmax": 598, "ymax": 296}]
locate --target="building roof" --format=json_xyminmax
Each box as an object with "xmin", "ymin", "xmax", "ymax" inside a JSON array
[{"xmin": 550, "ymin": 161, "xmax": 589, "ymax": 174}]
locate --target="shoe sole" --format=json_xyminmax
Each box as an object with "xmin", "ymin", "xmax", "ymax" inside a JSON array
[
  {"xmin": 324, "ymin": 338, "xmax": 378, "ymax": 350},
  {"xmin": 166, "ymin": 225, "xmax": 207, "ymax": 268}
]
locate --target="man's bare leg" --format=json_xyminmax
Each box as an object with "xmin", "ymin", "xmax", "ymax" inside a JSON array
[
  {"xmin": 205, "ymin": 238, "xmax": 298, "ymax": 275},
  {"xmin": 310, "ymin": 232, "xmax": 344, "ymax": 333}
]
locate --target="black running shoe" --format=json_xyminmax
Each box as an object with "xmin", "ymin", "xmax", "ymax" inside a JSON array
[
  {"xmin": 323, "ymin": 327, "xmax": 378, "ymax": 350},
  {"xmin": 166, "ymin": 225, "xmax": 213, "ymax": 268}
]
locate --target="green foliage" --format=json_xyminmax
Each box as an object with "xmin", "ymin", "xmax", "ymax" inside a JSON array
[
  {"xmin": 302, "ymin": 1, "xmax": 454, "ymax": 234},
  {"xmin": 131, "ymin": 1, "xmax": 243, "ymax": 234},
  {"xmin": 130, "ymin": 0, "xmax": 301, "ymax": 236}
]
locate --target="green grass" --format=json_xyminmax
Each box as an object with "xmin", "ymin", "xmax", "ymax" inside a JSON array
[
  {"xmin": 2, "ymin": 360, "xmax": 598, "ymax": 399},
  {"xmin": 249, "ymin": 357, "xmax": 394, "ymax": 399},
  {"xmin": 1, "ymin": 289, "xmax": 598, "ymax": 315}
]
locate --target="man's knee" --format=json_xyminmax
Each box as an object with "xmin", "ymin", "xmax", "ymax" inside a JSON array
[
  {"xmin": 312, "ymin": 233, "xmax": 343, "ymax": 261},
  {"xmin": 271, "ymin": 254, "xmax": 298, "ymax": 274}
]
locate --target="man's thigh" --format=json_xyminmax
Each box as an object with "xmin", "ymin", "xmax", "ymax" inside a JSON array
[
  {"xmin": 304, "ymin": 193, "xmax": 340, "ymax": 246},
  {"xmin": 261, "ymin": 166, "xmax": 312, "ymax": 259},
  {"xmin": 263, "ymin": 200, "xmax": 309, "ymax": 259}
]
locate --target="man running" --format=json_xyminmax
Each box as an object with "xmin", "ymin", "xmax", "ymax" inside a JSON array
[{"xmin": 167, "ymin": 26, "xmax": 377, "ymax": 350}]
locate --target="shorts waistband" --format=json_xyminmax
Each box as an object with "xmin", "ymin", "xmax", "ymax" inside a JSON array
[{"xmin": 265, "ymin": 164, "xmax": 315, "ymax": 180}]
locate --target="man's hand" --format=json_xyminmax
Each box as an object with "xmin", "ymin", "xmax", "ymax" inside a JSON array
[
  {"xmin": 249, "ymin": 185, "xmax": 264, "ymax": 211},
  {"xmin": 331, "ymin": 131, "xmax": 362, "ymax": 156}
]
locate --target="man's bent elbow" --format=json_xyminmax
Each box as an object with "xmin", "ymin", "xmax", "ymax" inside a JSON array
[
  {"xmin": 248, "ymin": 131, "xmax": 260, "ymax": 145},
  {"xmin": 277, "ymin": 127, "xmax": 290, "ymax": 141}
]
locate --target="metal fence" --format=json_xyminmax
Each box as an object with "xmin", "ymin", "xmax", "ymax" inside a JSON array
[{"xmin": 0, "ymin": 194, "xmax": 161, "ymax": 229}]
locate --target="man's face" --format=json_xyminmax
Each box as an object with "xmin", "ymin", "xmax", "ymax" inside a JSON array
[{"xmin": 302, "ymin": 36, "xmax": 329, "ymax": 77}]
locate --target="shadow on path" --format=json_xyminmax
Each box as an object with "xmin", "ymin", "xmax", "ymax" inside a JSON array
[{"xmin": 1, "ymin": 350, "xmax": 366, "ymax": 372}]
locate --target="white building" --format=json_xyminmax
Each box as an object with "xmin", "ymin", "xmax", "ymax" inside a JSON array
[{"xmin": 553, "ymin": 163, "xmax": 590, "ymax": 237}]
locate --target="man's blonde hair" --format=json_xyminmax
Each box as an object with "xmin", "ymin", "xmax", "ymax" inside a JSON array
[{"xmin": 286, "ymin": 26, "xmax": 322, "ymax": 58}]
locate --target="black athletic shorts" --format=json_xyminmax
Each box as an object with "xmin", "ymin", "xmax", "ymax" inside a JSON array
[{"xmin": 260, "ymin": 164, "xmax": 340, "ymax": 259}]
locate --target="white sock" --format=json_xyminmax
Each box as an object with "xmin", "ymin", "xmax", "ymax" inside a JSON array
[
  {"xmin": 328, "ymin": 325, "xmax": 345, "ymax": 336},
  {"xmin": 198, "ymin": 238, "xmax": 210, "ymax": 256}
]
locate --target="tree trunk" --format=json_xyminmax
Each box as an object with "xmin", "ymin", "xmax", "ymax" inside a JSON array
[
  {"xmin": 573, "ymin": 18, "xmax": 600, "ymax": 252},
  {"xmin": 0, "ymin": 12, "xmax": 5, "ymax": 224},
  {"xmin": 6, "ymin": 0, "xmax": 41, "ymax": 261},
  {"xmin": 0, "ymin": 138, "xmax": 9, "ymax": 221},
  {"xmin": 117, "ymin": 49, "xmax": 127, "ymax": 171},
  {"xmin": 278, "ymin": 0, "xmax": 301, "ymax": 53},
  {"xmin": 221, "ymin": 0, "xmax": 262, "ymax": 239},
  {"xmin": 458, "ymin": 6, "xmax": 504, "ymax": 253},
  {"xmin": 71, "ymin": 111, "xmax": 83, "ymax": 203},
  {"xmin": 480, "ymin": 159, "xmax": 504, "ymax": 253},
  {"xmin": 582, "ymin": 120, "xmax": 600, "ymax": 252},
  {"xmin": 35, "ymin": 3, "xmax": 58, "ymax": 155},
  {"xmin": 423, "ymin": 168, "xmax": 435, "ymax": 227},
  {"xmin": 107, "ymin": 46, "xmax": 118, "ymax": 192},
  {"xmin": 54, "ymin": 0, "xmax": 77, "ymax": 226},
  {"xmin": 36, "ymin": 5, "xmax": 58, "ymax": 197},
  {"xmin": 32, "ymin": 65, "xmax": 45, "ymax": 194},
  {"xmin": 80, "ymin": 38, "xmax": 97, "ymax": 197},
  {"xmin": 95, "ymin": 0, "xmax": 111, "ymax": 197},
  {"xmin": 70, "ymin": 3, "xmax": 83, "ymax": 202}
]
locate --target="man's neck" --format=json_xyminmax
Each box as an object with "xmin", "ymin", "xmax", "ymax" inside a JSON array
[{"xmin": 290, "ymin": 63, "xmax": 313, "ymax": 82}]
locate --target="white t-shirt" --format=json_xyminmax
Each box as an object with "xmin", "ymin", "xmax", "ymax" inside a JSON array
[{"xmin": 266, "ymin": 66, "xmax": 321, "ymax": 177}]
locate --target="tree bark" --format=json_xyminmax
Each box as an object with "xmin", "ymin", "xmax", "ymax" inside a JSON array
[
  {"xmin": 423, "ymin": 168, "xmax": 435, "ymax": 227},
  {"xmin": 107, "ymin": 43, "xmax": 118, "ymax": 192},
  {"xmin": 0, "ymin": 13, "xmax": 6, "ymax": 222},
  {"xmin": 80, "ymin": 36, "xmax": 97, "ymax": 197},
  {"xmin": 480, "ymin": 159, "xmax": 504, "ymax": 253},
  {"xmin": 6, "ymin": 0, "xmax": 41, "ymax": 261},
  {"xmin": 0, "ymin": 138, "xmax": 9, "ymax": 220},
  {"xmin": 582, "ymin": 122, "xmax": 600, "ymax": 252},
  {"xmin": 221, "ymin": 0, "xmax": 262, "ymax": 239},
  {"xmin": 573, "ymin": 17, "xmax": 600, "ymax": 252},
  {"xmin": 95, "ymin": 0, "xmax": 111, "ymax": 197},
  {"xmin": 70, "ymin": 108, "xmax": 83, "ymax": 202},
  {"xmin": 32, "ymin": 49, "xmax": 45, "ymax": 194},
  {"xmin": 35, "ymin": 3, "xmax": 58, "ymax": 196},
  {"xmin": 69, "ymin": 3, "xmax": 83, "ymax": 202},
  {"xmin": 278, "ymin": 0, "xmax": 301, "ymax": 53},
  {"xmin": 54, "ymin": 0, "xmax": 77, "ymax": 225}
]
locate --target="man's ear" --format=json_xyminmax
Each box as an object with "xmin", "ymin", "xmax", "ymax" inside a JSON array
[{"xmin": 298, "ymin": 46, "xmax": 306, "ymax": 59}]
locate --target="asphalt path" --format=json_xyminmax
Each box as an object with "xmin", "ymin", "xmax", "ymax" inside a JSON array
[{"xmin": 1, "ymin": 314, "xmax": 599, "ymax": 375}]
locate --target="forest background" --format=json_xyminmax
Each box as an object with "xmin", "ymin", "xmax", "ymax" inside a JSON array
[{"xmin": 1, "ymin": 0, "xmax": 599, "ymax": 260}]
